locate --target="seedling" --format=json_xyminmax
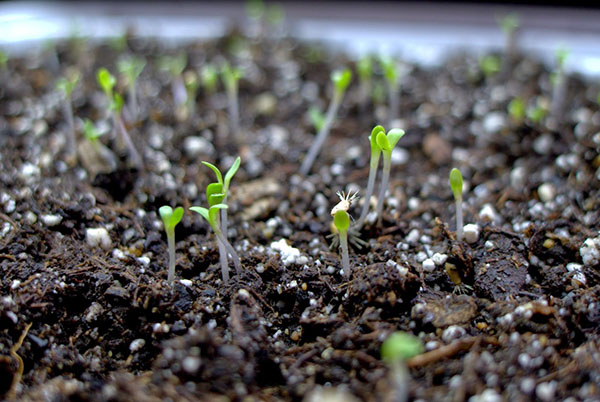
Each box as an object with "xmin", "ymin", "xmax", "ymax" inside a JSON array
[
  {"xmin": 357, "ymin": 54, "xmax": 373, "ymax": 112},
  {"xmin": 78, "ymin": 119, "xmax": 118, "ymax": 177},
  {"xmin": 97, "ymin": 68, "xmax": 143, "ymax": 169},
  {"xmin": 117, "ymin": 56, "xmax": 146, "ymax": 121},
  {"xmin": 308, "ymin": 107, "xmax": 325, "ymax": 132},
  {"xmin": 380, "ymin": 56, "xmax": 400, "ymax": 125},
  {"xmin": 201, "ymin": 64, "xmax": 219, "ymax": 95},
  {"xmin": 355, "ymin": 125, "xmax": 385, "ymax": 229},
  {"xmin": 190, "ymin": 181, "xmax": 242, "ymax": 282},
  {"xmin": 449, "ymin": 168, "xmax": 464, "ymax": 241},
  {"xmin": 374, "ymin": 128, "xmax": 405, "ymax": 224},
  {"xmin": 527, "ymin": 97, "xmax": 549, "ymax": 124},
  {"xmin": 56, "ymin": 69, "xmax": 80, "ymax": 164},
  {"xmin": 202, "ymin": 156, "xmax": 242, "ymax": 238},
  {"xmin": 159, "ymin": 53, "xmax": 188, "ymax": 107},
  {"xmin": 507, "ymin": 97, "xmax": 525, "ymax": 124},
  {"xmin": 221, "ymin": 61, "xmax": 244, "ymax": 140},
  {"xmin": 380, "ymin": 331, "xmax": 424, "ymax": 402},
  {"xmin": 159, "ymin": 206, "xmax": 184, "ymax": 283},
  {"xmin": 479, "ymin": 54, "xmax": 501, "ymax": 78},
  {"xmin": 182, "ymin": 70, "xmax": 200, "ymax": 118},
  {"xmin": 331, "ymin": 191, "xmax": 357, "ymax": 279},
  {"xmin": 551, "ymin": 47, "xmax": 569, "ymax": 121},
  {"xmin": 498, "ymin": 13, "xmax": 519, "ymax": 62},
  {"xmin": 300, "ymin": 68, "xmax": 352, "ymax": 175}
]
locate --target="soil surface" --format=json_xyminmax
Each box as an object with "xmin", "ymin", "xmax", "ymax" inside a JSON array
[{"xmin": 1, "ymin": 27, "xmax": 600, "ymax": 402}]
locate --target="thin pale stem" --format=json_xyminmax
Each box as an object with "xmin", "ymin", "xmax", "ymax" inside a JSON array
[
  {"xmin": 389, "ymin": 360, "xmax": 409, "ymax": 402},
  {"xmin": 167, "ymin": 229, "xmax": 176, "ymax": 283},
  {"xmin": 355, "ymin": 150, "xmax": 380, "ymax": 229},
  {"xmin": 227, "ymin": 87, "xmax": 240, "ymax": 142},
  {"xmin": 128, "ymin": 84, "xmax": 138, "ymax": 122},
  {"xmin": 115, "ymin": 113, "xmax": 143, "ymax": 170},
  {"xmin": 375, "ymin": 153, "xmax": 391, "ymax": 225},
  {"xmin": 551, "ymin": 69, "xmax": 566, "ymax": 123},
  {"xmin": 300, "ymin": 93, "xmax": 342, "ymax": 175},
  {"xmin": 63, "ymin": 98, "xmax": 77, "ymax": 162},
  {"xmin": 172, "ymin": 76, "xmax": 187, "ymax": 107},
  {"xmin": 215, "ymin": 230, "xmax": 242, "ymax": 275},
  {"xmin": 216, "ymin": 235, "xmax": 230, "ymax": 282},
  {"xmin": 455, "ymin": 198, "xmax": 463, "ymax": 241},
  {"xmin": 339, "ymin": 230, "xmax": 350, "ymax": 279},
  {"xmin": 359, "ymin": 80, "xmax": 371, "ymax": 116},
  {"xmin": 388, "ymin": 83, "xmax": 399, "ymax": 127}
]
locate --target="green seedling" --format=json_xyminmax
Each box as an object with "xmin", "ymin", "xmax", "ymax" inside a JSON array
[
  {"xmin": 183, "ymin": 70, "xmax": 200, "ymax": 119},
  {"xmin": 56, "ymin": 69, "xmax": 80, "ymax": 164},
  {"xmin": 551, "ymin": 47, "xmax": 569, "ymax": 121},
  {"xmin": 380, "ymin": 56, "xmax": 400, "ymax": 125},
  {"xmin": 308, "ymin": 107, "xmax": 326, "ymax": 132},
  {"xmin": 380, "ymin": 331, "xmax": 424, "ymax": 402},
  {"xmin": 202, "ymin": 156, "xmax": 241, "ymax": 238},
  {"xmin": 449, "ymin": 168, "xmax": 464, "ymax": 241},
  {"xmin": 527, "ymin": 97, "xmax": 549, "ymax": 124},
  {"xmin": 78, "ymin": 119, "xmax": 118, "ymax": 178},
  {"xmin": 300, "ymin": 68, "xmax": 352, "ymax": 175},
  {"xmin": 221, "ymin": 61, "xmax": 244, "ymax": 140},
  {"xmin": 331, "ymin": 191, "xmax": 357, "ymax": 279},
  {"xmin": 159, "ymin": 206, "xmax": 184, "ymax": 284},
  {"xmin": 201, "ymin": 64, "xmax": 219, "ymax": 95},
  {"xmin": 159, "ymin": 53, "xmax": 188, "ymax": 107},
  {"xmin": 508, "ymin": 97, "xmax": 525, "ymax": 124},
  {"xmin": 357, "ymin": 54, "xmax": 373, "ymax": 113},
  {"xmin": 190, "ymin": 182, "xmax": 242, "ymax": 282},
  {"xmin": 374, "ymin": 128, "xmax": 405, "ymax": 224},
  {"xmin": 97, "ymin": 68, "xmax": 143, "ymax": 169},
  {"xmin": 479, "ymin": 54, "xmax": 501, "ymax": 78},
  {"xmin": 498, "ymin": 13, "xmax": 519, "ymax": 62},
  {"xmin": 117, "ymin": 56, "xmax": 146, "ymax": 121},
  {"xmin": 355, "ymin": 125, "xmax": 385, "ymax": 229}
]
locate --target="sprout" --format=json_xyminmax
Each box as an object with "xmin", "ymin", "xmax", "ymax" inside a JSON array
[
  {"xmin": 159, "ymin": 206, "xmax": 184, "ymax": 283},
  {"xmin": 355, "ymin": 125, "xmax": 384, "ymax": 229},
  {"xmin": 449, "ymin": 168, "xmax": 464, "ymax": 241},
  {"xmin": 498, "ymin": 13, "xmax": 519, "ymax": 61},
  {"xmin": 380, "ymin": 331, "xmax": 424, "ymax": 402},
  {"xmin": 56, "ymin": 69, "xmax": 80, "ymax": 165},
  {"xmin": 479, "ymin": 54, "xmax": 501, "ymax": 78},
  {"xmin": 508, "ymin": 97, "xmax": 525, "ymax": 124},
  {"xmin": 202, "ymin": 157, "xmax": 241, "ymax": 238},
  {"xmin": 300, "ymin": 68, "xmax": 352, "ymax": 175},
  {"xmin": 374, "ymin": 128, "xmax": 405, "ymax": 224},
  {"xmin": 97, "ymin": 68, "xmax": 143, "ymax": 169},
  {"xmin": 379, "ymin": 56, "xmax": 400, "ymax": 125},
  {"xmin": 221, "ymin": 61, "xmax": 244, "ymax": 141},
  {"xmin": 551, "ymin": 47, "xmax": 569, "ymax": 122},
  {"xmin": 331, "ymin": 191, "xmax": 358, "ymax": 279},
  {"xmin": 357, "ymin": 54, "xmax": 373, "ymax": 113},
  {"xmin": 527, "ymin": 97, "xmax": 549, "ymax": 124},
  {"xmin": 201, "ymin": 64, "xmax": 219, "ymax": 95},
  {"xmin": 159, "ymin": 53, "xmax": 188, "ymax": 107},
  {"xmin": 308, "ymin": 107, "xmax": 326, "ymax": 132},
  {"xmin": 117, "ymin": 56, "xmax": 146, "ymax": 121},
  {"xmin": 78, "ymin": 119, "xmax": 118, "ymax": 178},
  {"xmin": 190, "ymin": 179, "xmax": 242, "ymax": 282},
  {"xmin": 183, "ymin": 70, "xmax": 200, "ymax": 119}
]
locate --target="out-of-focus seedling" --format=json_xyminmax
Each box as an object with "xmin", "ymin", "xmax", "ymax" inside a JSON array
[
  {"xmin": 508, "ymin": 97, "xmax": 525, "ymax": 125},
  {"xmin": 479, "ymin": 54, "xmax": 501, "ymax": 79},
  {"xmin": 159, "ymin": 206, "xmax": 184, "ymax": 284},
  {"xmin": 499, "ymin": 13, "xmax": 519, "ymax": 63},
  {"xmin": 117, "ymin": 56, "xmax": 146, "ymax": 121},
  {"xmin": 300, "ymin": 68, "xmax": 352, "ymax": 175},
  {"xmin": 78, "ymin": 119, "xmax": 118, "ymax": 178},
  {"xmin": 331, "ymin": 191, "xmax": 357, "ymax": 279},
  {"xmin": 380, "ymin": 331, "xmax": 424, "ymax": 402},
  {"xmin": 551, "ymin": 47, "xmax": 569, "ymax": 122},
  {"xmin": 380, "ymin": 56, "xmax": 400, "ymax": 126},
  {"xmin": 97, "ymin": 67, "xmax": 143, "ymax": 169},
  {"xmin": 201, "ymin": 64, "xmax": 219, "ymax": 95},
  {"xmin": 374, "ymin": 128, "xmax": 405, "ymax": 224},
  {"xmin": 202, "ymin": 157, "xmax": 241, "ymax": 238},
  {"xmin": 56, "ymin": 69, "xmax": 80, "ymax": 165},
  {"xmin": 449, "ymin": 168, "xmax": 464, "ymax": 241},
  {"xmin": 357, "ymin": 55, "xmax": 373, "ymax": 113},
  {"xmin": 221, "ymin": 61, "xmax": 244, "ymax": 141},
  {"xmin": 159, "ymin": 53, "xmax": 188, "ymax": 107},
  {"xmin": 355, "ymin": 125, "xmax": 384, "ymax": 229},
  {"xmin": 183, "ymin": 70, "xmax": 200, "ymax": 119},
  {"xmin": 527, "ymin": 97, "xmax": 549, "ymax": 124},
  {"xmin": 308, "ymin": 106, "xmax": 326, "ymax": 132}
]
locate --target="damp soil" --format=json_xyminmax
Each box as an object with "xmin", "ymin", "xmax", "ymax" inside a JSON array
[{"xmin": 1, "ymin": 29, "xmax": 600, "ymax": 401}]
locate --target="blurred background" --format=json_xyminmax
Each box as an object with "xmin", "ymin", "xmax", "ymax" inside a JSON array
[{"xmin": 1, "ymin": 1, "xmax": 599, "ymax": 75}]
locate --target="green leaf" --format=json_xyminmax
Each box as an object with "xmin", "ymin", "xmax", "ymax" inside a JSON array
[
  {"xmin": 369, "ymin": 125, "xmax": 385, "ymax": 152},
  {"xmin": 207, "ymin": 182, "xmax": 224, "ymax": 206},
  {"xmin": 333, "ymin": 210, "xmax": 350, "ymax": 232},
  {"xmin": 208, "ymin": 204, "xmax": 228, "ymax": 227},
  {"xmin": 357, "ymin": 55, "xmax": 372, "ymax": 81},
  {"xmin": 221, "ymin": 62, "xmax": 243, "ymax": 92},
  {"xmin": 499, "ymin": 14, "xmax": 519, "ymax": 34},
  {"xmin": 117, "ymin": 56, "xmax": 146, "ymax": 86},
  {"xmin": 159, "ymin": 206, "xmax": 184, "ymax": 230},
  {"xmin": 331, "ymin": 69, "xmax": 352, "ymax": 94},
  {"xmin": 375, "ymin": 130, "xmax": 391, "ymax": 152},
  {"xmin": 202, "ymin": 161, "xmax": 223, "ymax": 185},
  {"xmin": 111, "ymin": 93, "xmax": 124, "ymax": 113},
  {"xmin": 508, "ymin": 97, "xmax": 525, "ymax": 121},
  {"xmin": 201, "ymin": 64, "xmax": 218, "ymax": 93},
  {"xmin": 97, "ymin": 68, "xmax": 115, "ymax": 96},
  {"xmin": 479, "ymin": 55, "xmax": 500, "ymax": 78},
  {"xmin": 224, "ymin": 156, "xmax": 241, "ymax": 191},
  {"xmin": 190, "ymin": 206, "xmax": 210, "ymax": 222},
  {"xmin": 83, "ymin": 119, "xmax": 102, "ymax": 142},
  {"xmin": 380, "ymin": 332, "xmax": 424, "ymax": 363},
  {"xmin": 556, "ymin": 47, "xmax": 569, "ymax": 69},
  {"xmin": 309, "ymin": 107, "xmax": 325, "ymax": 131},
  {"xmin": 159, "ymin": 53, "xmax": 187, "ymax": 77},
  {"xmin": 449, "ymin": 168, "xmax": 463, "ymax": 200},
  {"xmin": 380, "ymin": 56, "xmax": 397, "ymax": 86},
  {"xmin": 56, "ymin": 71, "xmax": 80, "ymax": 96},
  {"xmin": 246, "ymin": 0, "xmax": 265, "ymax": 20},
  {"xmin": 386, "ymin": 128, "xmax": 405, "ymax": 149}
]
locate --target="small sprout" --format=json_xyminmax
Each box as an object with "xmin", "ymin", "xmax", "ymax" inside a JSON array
[
  {"xmin": 79, "ymin": 119, "xmax": 118, "ymax": 178},
  {"xmin": 300, "ymin": 68, "xmax": 353, "ymax": 175},
  {"xmin": 246, "ymin": 0, "xmax": 266, "ymax": 21},
  {"xmin": 97, "ymin": 67, "xmax": 116, "ymax": 98},
  {"xmin": 355, "ymin": 125, "xmax": 384, "ymax": 229},
  {"xmin": 83, "ymin": 119, "xmax": 103, "ymax": 143},
  {"xmin": 159, "ymin": 206, "xmax": 184, "ymax": 284},
  {"xmin": 498, "ymin": 13, "xmax": 519, "ymax": 61},
  {"xmin": 201, "ymin": 64, "xmax": 219, "ymax": 94},
  {"xmin": 381, "ymin": 331, "xmax": 424, "ymax": 363},
  {"xmin": 508, "ymin": 97, "xmax": 525, "ymax": 124},
  {"xmin": 221, "ymin": 61, "xmax": 244, "ymax": 139},
  {"xmin": 117, "ymin": 56, "xmax": 146, "ymax": 121},
  {"xmin": 357, "ymin": 55, "xmax": 373, "ymax": 112},
  {"xmin": 479, "ymin": 54, "xmax": 501, "ymax": 78},
  {"xmin": 380, "ymin": 56, "xmax": 400, "ymax": 125},
  {"xmin": 332, "ymin": 191, "xmax": 357, "ymax": 279},
  {"xmin": 527, "ymin": 97, "xmax": 549, "ymax": 124},
  {"xmin": 159, "ymin": 53, "xmax": 188, "ymax": 107},
  {"xmin": 56, "ymin": 69, "xmax": 80, "ymax": 164},
  {"xmin": 202, "ymin": 157, "xmax": 241, "ymax": 238},
  {"xmin": 308, "ymin": 107, "xmax": 326, "ymax": 132},
  {"xmin": 374, "ymin": 128, "xmax": 405, "ymax": 224},
  {"xmin": 551, "ymin": 47, "xmax": 569, "ymax": 121},
  {"xmin": 183, "ymin": 70, "xmax": 200, "ymax": 118},
  {"xmin": 449, "ymin": 168, "xmax": 464, "ymax": 241}
]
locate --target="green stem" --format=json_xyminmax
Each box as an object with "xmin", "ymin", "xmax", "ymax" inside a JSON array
[
  {"xmin": 355, "ymin": 149, "xmax": 380, "ymax": 229},
  {"xmin": 375, "ymin": 152, "xmax": 391, "ymax": 225}
]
